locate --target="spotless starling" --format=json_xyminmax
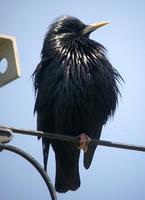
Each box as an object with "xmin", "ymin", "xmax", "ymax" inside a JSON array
[{"xmin": 33, "ymin": 16, "xmax": 123, "ymax": 193}]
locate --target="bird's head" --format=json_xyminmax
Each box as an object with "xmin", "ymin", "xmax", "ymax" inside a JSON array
[{"xmin": 48, "ymin": 16, "xmax": 109, "ymax": 40}]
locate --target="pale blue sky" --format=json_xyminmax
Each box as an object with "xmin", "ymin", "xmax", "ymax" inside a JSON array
[{"xmin": 0, "ymin": 0, "xmax": 145, "ymax": 200}]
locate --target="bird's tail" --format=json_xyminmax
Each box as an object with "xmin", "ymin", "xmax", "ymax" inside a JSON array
[
  {"xmin": 42, "ymin": 138, "xmax": 50, "ymax": 171},
  {"xmin": 53, "ymin": 142, "xmax": 81, "ymax": 193}
]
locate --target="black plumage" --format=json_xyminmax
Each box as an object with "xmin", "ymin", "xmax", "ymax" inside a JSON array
[{"xmin": 33, "ymin": 16, "xmax": 123, "ymax": 193}]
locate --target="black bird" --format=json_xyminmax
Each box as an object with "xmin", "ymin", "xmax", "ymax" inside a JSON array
[{"xmin": 33, "ymin": 15, "xmax": 123, "ymax": 193}]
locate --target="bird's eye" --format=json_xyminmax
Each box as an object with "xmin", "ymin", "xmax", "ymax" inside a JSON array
[{"xmin": 63, "ymin": 25, "xmax": 78, "ymax": 33}]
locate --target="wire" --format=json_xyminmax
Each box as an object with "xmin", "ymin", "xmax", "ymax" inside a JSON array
[
  {"xmin": 0, "ymin": 143, "xmax": 57, "ymax": 200},
  {"xmin": 0, "ymin": 125, "xmax": 145, "ymax": 152}
]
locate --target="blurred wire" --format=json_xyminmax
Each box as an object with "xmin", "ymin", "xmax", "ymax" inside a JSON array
[
  {"xmin": 1, "ymin": 125, "xmax": 145, "ymax": 152},
  {"xmin": 0, "ymin": 127, "xmax": 57, "ymax": 200},
  {"xmin": 1, "ymin": 125, "xmax": 145, "ymax": 200}
]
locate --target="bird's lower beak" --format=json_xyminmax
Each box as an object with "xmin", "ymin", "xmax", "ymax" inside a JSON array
[{"xmin": 83, "ymin": 21, "xmax": 109, "ymax": 35}]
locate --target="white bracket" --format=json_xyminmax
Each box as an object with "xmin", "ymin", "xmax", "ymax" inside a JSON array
[{"xmin": 0, "ymin": 35, "xmax": 21, "ymax": 87}]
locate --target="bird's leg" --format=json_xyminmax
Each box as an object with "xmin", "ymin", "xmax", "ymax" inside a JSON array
[{"xmin": 78, "ymin": 133, "xmax": 91, "ymax": 152}]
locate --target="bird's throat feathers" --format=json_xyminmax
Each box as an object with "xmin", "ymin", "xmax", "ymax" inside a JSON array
[{"xmin": 41, "ymin": 33, "xmax": 108, "ymax": 79}]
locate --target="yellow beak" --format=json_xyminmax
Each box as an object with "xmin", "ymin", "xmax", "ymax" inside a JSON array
[{"xmin": 83, "ymin": 21, "xmax": 109, "ymax": 35}]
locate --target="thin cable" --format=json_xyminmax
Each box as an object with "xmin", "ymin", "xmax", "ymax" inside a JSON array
[
  {"xmin": 0, "ymin": 143, "xmax": 57, "ymax": 200},
  {"xmin": 1, "ymin": 126, "xmax": 145, "ymax": 152}
]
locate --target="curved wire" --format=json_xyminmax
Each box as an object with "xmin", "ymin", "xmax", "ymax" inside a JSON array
[
  {"xmin": 0, "ymin": 128, "xmax": 13, "ymax": 143},
  {"xmin": 0, "ymin": 143, "xmax": 57, "ymax": 200}
]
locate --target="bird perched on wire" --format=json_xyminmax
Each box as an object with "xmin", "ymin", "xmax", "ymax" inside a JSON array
[{"xmin": 33, "ymin": 15, "xmax": 123, "ymax": 193}]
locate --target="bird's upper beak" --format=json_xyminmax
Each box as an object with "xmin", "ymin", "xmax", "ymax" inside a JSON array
[{"xmin": 83, "ymin": 21, "xmax": 109, "ymax": 35}]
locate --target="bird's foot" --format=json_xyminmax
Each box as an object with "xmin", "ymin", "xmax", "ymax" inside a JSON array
[{"xmin": 78, "ymin": 133, "xmax": 91, "ymax": 152}]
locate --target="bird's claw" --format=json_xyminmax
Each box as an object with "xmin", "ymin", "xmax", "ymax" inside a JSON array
[{"xmin": 78, "ymin": 133, "xmax": 91, "ymax": 152}]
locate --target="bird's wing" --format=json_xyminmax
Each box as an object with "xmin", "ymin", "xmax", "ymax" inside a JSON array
[
  {"xmin": 84, "ymin": 125, "xmax": 103, "ymax": 169},
  {"xmin": 37, "ymin": 110, "xmax": 52, "ymax": 171},
  {"xmin": 42, "ymin": 137, "xmax": 50, "ymax": 171}
]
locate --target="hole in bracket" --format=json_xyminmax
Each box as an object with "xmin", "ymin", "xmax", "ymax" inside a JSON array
[{"xmin": 0, "ymin": 58, "xmax": 8, "ymax": 74}]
